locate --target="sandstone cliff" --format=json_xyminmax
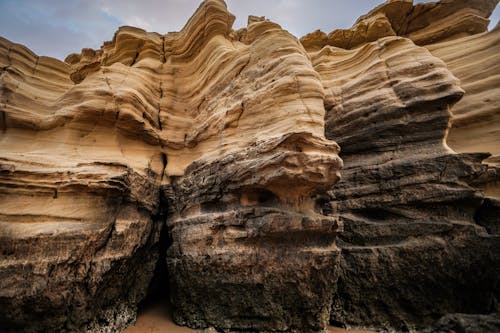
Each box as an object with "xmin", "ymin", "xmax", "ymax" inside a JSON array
[
  {"xmin": 0, "ymin": 0, "xmax": 499, "ymax": 332},
  {"xmin": 301, "ymin": 0, "xmax": 500, "ymax": 330}
]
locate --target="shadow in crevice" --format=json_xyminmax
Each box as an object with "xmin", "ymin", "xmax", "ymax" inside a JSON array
[
  {"xmin": 139, "ymin": 216, "xmax": 171, "ymax": 310},
  {"xmin": 123, "ymin": 216, "xmax": 195, "ymax": 332}
]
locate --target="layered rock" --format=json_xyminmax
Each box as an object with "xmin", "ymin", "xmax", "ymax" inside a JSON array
[
  {"xmin": 158, "ymin": 2, "xmax": 343, "ymax": 330},
  {"xmin": 0, "ymin": 0, "xmax": 342, "ymax": 332},
  {"xmin": 1, "ymin": 0, "xmax": 499, "ymax": 332},
  {"xmin": 166, "ymin": 132, "xmax": 342, "ymax": 332},
  {"xmin": 304, "ymin": 1, "xmax": 500, "ymax": 331},
  {"xmin": 0, "ymin": 160, "xmax": 163, "ymax": 332},
  {"xmin": 301, "ymin": 0, "xmax": 498, "ymax": 50},
  {"xmin": 426, "ymin": 24, "xmax": 500, "ymax": 248},
  {"xmin": 426, "ymin": 24, "xmax": 500, "ymax": 201},
  {"xmin": 0, "ymin": 37, "xmax": 166, "ymax": 332}
]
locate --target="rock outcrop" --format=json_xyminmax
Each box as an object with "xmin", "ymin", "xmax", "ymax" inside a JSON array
[
  {"xmin": 300, "ymin": 0, "xmax": 498, "ymax": 50},
  {"xmin": 310, "ymin": 36, "xmax": 499, "ymax": 330},
  {"xmin": 1, "ymin": 0, "xmax": 342, "ymax": 332},
  {"xmin": 427, "ymin": 23, "xmax": 500, "ymax": 252},
  {"xmin": 0, "ymin": 0, "xmax": 499, "ymax": 332},
  {"xmin": 429, "ymin": 313, "xmax": 500, "ymax": 333},
  {"xmin": 426, "ymin": 24, "xmax": 500, "ymax": 184},
  {"xmin": 0, "ymin": 34, "xmax": 166, "ymax": 332},
  {"xmin": 302, "ymin": 0, "xmax": 500, "ymax": 331}
]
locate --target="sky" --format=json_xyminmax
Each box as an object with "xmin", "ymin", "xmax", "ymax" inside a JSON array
[{"xmin": 0, "ymin": 0, "xmax": 498, "ymax": 60}]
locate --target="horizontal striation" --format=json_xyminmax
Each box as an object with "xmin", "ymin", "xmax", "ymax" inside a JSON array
[
  {"xmin": 1, "ymin": 0, "xmax": 331, "ymax": 177},
  {"xmin": 0, "ymin": 155, "xmax": 162, "ymax": 332},
  {"xmin": 0, "ymin": 1, "xmax": 341, "ymax": 332},
  {"xmin": 310, "ymin": 36, "xmax": 463, "ymax": 154},
  {"xmin": 300, "ymin": 0, "xmax": 497, "ymax": 50},
  {"xmin": 1, "ymin": 0, "xmax": 498, "ymax": 332},
  {"xmin": 160, "ymin": 1, "xmax": 328, "ymax": 175},
  {"xmin": 0, "ymin": 37, "xmax": 73, "ymax": 129},
  {"xmin": 427, "ymin": 27, "xmax": 500, "ymax": 169},
  {"xmin": 168, "ymin": 132, "xmax": 341, "ymax": 218},
  {"xmin": 65, "ymin": 26, "xmax": 164, "ymax": 83},
  {"xmin": 308, "ymin": 8, "xmax": 500, "ymax": 330}
]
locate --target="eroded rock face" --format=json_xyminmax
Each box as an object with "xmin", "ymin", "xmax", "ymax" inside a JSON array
[
  {"xmin": 0, "ymin": 0, "xmax": 342, "ymax": 332},
  {"xmin": 302, "ymin": 1, "xmax": 500, "ymax": 331},
  {"xmin": 426, "ymin": 24, "xmax": 500, "ymax": 194},
  {"xmin": 154, "ymin": 2, "xmax": 343, "ymax": 330},
  {"xmin": 0, "ymin": 0, "xmax": 499, "ymax": 332},
  {"xmin": 0, "ymin": 160, "xmax": 163, "ymax": 332},
  {"xmin": 0, "ymin": 35, "xmax": 166, "ymax": 332},
  {"xmin": 166, "ymin": 133, "xmax": 342, "ymax": 332},
  {"xmin": 429, "ymin": 313, "xmax": 500, "ymax": 333},
  {"xmin": 300, "ymin": 0, "xmax": 498, "ymax": 50}
]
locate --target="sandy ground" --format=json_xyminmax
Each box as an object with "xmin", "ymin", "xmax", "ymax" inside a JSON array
[
  {"xmin": 124, "ymin": 303, "xmax": 193, "ymax": 333},
  {"xmin": 124, "ymin": 303, "xmax": 376, "ymax": 333}
]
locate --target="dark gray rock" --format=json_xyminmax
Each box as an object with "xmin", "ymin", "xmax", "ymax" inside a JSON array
[{"xmin": 429, "ymin": 313, "xmax": 500, "ymax": 333}]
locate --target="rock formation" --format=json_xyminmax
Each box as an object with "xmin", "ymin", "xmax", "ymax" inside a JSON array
[
  {"xmin": 429, "ymin": 313, "xmax": 500, "ymax": 333},
  {"xmin": 301, "ymin": 0, "xmax": 500, "ymax": 331},
  {"xmin": 0, "ymin": 0, "xmax": 499, "ymax": 332},
  {"xmin": 426, "ymin": 25, "xmax": 500, "ymax": 236},
  {"xmin": 300, "ymin": 0, "xmax": 498, "ymax": 50}
]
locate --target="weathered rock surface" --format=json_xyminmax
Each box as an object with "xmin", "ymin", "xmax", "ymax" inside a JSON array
[
  {"xmin": 166, "ymin": 133, "xmax": 342, "ymax": 332},
  {"xmin": 426, "ymin": 24, "xmax": 500, "ymax": 186},
  {"xmin": 0, "ymin": 0, "xmax": 499, "ymax": 332},
  {"xmin": 0, "ymin": 34, "xmax": 166, "ymax": 332},
  {"xmin": 301, "ymin": 0, "xmax": 498, "ymax": 50},
  {"xmin": 429, "ymin": 313, "xmax": 500, "ymax": 333},
  {"xmin": 426, "ymin": 24, "xmax": 500, "ymax": 260},
  {"xmin": 155, "ymin": 2, "xmax": 343, "ymax": 331},
  {"xmin": 1, "ymin": 0, "xmax": 342, "ymax": 332},
  {"xmin": 303, "ymin": 1, "xmax": 500, "ymax": 331}
]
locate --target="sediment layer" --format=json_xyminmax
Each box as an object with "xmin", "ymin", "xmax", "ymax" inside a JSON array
[{"xmin": 0, "ymin": 0, "xmax": 499, "ymax": 332}]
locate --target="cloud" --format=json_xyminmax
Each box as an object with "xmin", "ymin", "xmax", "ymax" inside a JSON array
[
  {"xmin": 0, "ymin": 0, "xmax": 122, "ymax": 59},
  {"xmin": 227, "ymin": 0, "xmax": 385, "ymax": 37},
  {"xmin": 0, "ymin": 0, "xmax": 498, "ymax": 60},
  {"xmin": 98, "ymin": 0, "xmax": 391, "ymax": 46},
  {"xmin": 98, "ymin": 0, "xmax": 200, "ymax": 33}
]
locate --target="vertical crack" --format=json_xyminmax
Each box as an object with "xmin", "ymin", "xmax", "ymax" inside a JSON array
[
  {"xmin": 160, "ymin": 153, "xmax": 167, "ymax": 182},
  {"xmin": 160, "ymin": 35, "xmax": 167, "ymax": 64},
  {"xmin": 158, "ymin": 81, "xmax": 163, "ymax": 130},
  {"xmin": 0, "ymin": 110, "xmax": 6, "ymax": 132},
  {"xmin": 130, "ymin": 41, "xmax": 145, "ymax": 67},
  {"xmin": 102, "ymin": 69, "xmax": 120, "ymax": 120}
]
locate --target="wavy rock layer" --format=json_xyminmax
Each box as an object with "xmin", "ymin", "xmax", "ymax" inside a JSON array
[
  {"xmin": 308, "ymin": 16, "xmax": 500, "ymax": 333},
  {"xmin": 0, "ymin": 0, "xmax": 341, "ymax": 332},
  {"xmin": 300, "ymin": 0, "xmax": 498, "ymax": 50},
  {"xmin": 155, "ymin": 2, "xmax": 343, "ymax": 331},
  {"xmin": 427, "ymin": 26, "xmax": 500, "ymax": 158},
  {"xmin": 0, "ymin": 0, "xmax": 499, "ymax": 333},
  {"xmin": 427, "ymin": 26, "xmax": 500, "ymax": 243},
  {"xmin": 427, "ymin": 25, "xmax": 500, "ymax": 190}
]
